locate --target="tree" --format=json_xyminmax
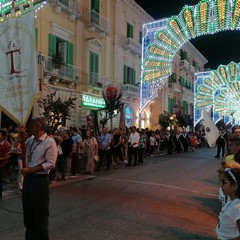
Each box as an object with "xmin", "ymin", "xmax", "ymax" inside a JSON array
[
  {"xmin": 159, "ymin": 111, "xmax": 170, "ymax": 131},
  {"xmin": 38, "ymin": 91, "xmax": 76, "ymax": 133},
  {"xmin": 100, "ymin": 85, "xmax": 124, "ymax": 129}
]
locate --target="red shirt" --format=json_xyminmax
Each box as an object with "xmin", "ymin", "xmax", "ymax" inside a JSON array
[{"xmin": 0, "ymin": 140, "xmax": 11, "ymax": 168}]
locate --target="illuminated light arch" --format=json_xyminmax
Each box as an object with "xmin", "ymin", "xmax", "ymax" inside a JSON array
[
  {"xmin": 141, "ymin": 0, "xmax": 240, "ymax": 112},
  {"xmin": 194, "ymin": 61, "xmax": 240, "ymax": 126}
]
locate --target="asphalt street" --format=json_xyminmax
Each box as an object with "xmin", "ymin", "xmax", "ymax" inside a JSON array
[{"xmin": 1, "ymin": 147, "xmax": 221, "ymax": 240}]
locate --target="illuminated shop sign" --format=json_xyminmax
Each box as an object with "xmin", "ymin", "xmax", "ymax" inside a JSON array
[{"xmin": 82, "ymin": 95, "xmax": 106, "ymax": 109}]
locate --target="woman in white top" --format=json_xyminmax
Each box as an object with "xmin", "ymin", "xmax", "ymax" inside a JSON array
[{"xmin": 82, "ymin": 130, "xmax": 98, "ymax": 175}]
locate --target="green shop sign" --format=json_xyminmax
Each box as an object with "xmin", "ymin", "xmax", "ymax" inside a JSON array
[{"xmin": 82, "ymin": 95, "xmax": 106, "ymax": 109}]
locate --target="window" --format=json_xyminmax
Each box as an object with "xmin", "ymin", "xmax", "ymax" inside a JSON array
[
  {"xmin": 89, "ymin": 51, "xmax": 99, "ymax": 85},
  {"xmin": 91, "ymin": 0, "xmax": 100, "ymax": 12},
  {"xmin": 127, "ymin": 22, "xmax": 134, "ymax": 38},
  {"xmin": 59, "ymin": 0, "xmax": 69, "ymax": 6},
  {"xmin": 182, "ymin": 101, "xmax": 188, "ymax": 114},
  {"xmin": 49, "ymin": 34, "xmax": 74, "ymax": 65},
  {"xmin": 124, "ymin": 65, "xmax": 136, "ymax": 84}
]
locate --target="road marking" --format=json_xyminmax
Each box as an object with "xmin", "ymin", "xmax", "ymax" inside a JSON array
[{"xmin": 100, "ymin": 177, "xmax": 217, "ymax": 197}]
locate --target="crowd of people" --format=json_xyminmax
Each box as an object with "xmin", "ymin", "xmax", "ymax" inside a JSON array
[{"xmin": 1, "ymin": 125, "xmax": 208, "ymax": 195}]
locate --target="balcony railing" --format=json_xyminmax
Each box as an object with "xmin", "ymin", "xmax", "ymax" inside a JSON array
[
  {"xmin": 38, "ymin": 53, "xmax": 81, "ymax": 83},
  {"xmin": 124, "ymin": 37, "xmax": 142, "ymax": 56},
  {"xmin": 168, "ymin": 82, "xmax": 181, "ymax": 93},
  {"xmin": 88, "ymin": 72, "xmax": 108, "ymax": 87},
  {"xmin": 122, "ymin": 83, "xmax": 140, "ymax": 97},
  {"xmin": 179, "ymin": 60, "xmax": 190, "ymax": 72},
  {"xmin": 86, "ymin": 10, "xmax": 110, "ymax": 34},
  {"xmin": 48, "ymin": 0, "xmax": 82, "ymax": 19}
]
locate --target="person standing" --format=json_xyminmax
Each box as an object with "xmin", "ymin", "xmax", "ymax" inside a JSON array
[
  {"xmin": 128, "ymin": 126, "xmax": 140, "ymax": 166},
  {"xmin": 82, "ymin": 130, "xmax": 98, "ymax": 175},
  {"xmin": 111, "ymin": 128, "xmax": 122, "ymax": 169},
  {"xmin": 0, "ymin": 130, "xmax": 11, "ymax": 199},
  {"xmin": 97, "ymin": 127, "xmax": 112, "ymax": 170},
  {"xmin": 215, "ymin": 127, "xmax": 228, "ymax": 158},
  {"xmin": 21, "ymin": 117, "xmax": 57, "ymax": 240},
  {"xmin": 215, "ymin": 168, "xmax": 240, "ymax": 240},
  {"xmin": 71, "ymin": 127, "xmax": 82, "ymax": 176},
  {"xmin": 60, "ymin": 130, "xmax": 74, "ymax": 179}
]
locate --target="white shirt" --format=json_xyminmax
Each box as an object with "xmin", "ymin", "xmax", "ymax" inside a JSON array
[
  {"xmin": 129, "ymin": 131, "xmax": 140, "ymax": 148},
  {"xmin": 26, "ymin": 133, "xmax": 58, "ymax": 174},
  {"xmin": 216, "ymin": 198, "xmax": 240, "ymax": 240}
]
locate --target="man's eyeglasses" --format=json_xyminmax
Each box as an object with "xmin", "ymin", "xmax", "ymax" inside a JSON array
[{"xmin": 220, "ymin": 179, "xmax": 231, "ymax": 186}]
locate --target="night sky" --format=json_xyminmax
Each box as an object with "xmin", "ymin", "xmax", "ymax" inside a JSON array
[{"xmin": 135, "ymin": 0, "xmax": 240, "ymax": 70}]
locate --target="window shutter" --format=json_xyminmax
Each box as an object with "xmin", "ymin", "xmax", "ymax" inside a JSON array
[
  {"xmin": 132, "ymin": 69, "xmax": 136, "ymax": 84},
  {"xmin": 139, "ymin": 31, "xmax": 142, "ymax": 44},
  {"xmin": 124, "ymin": 65, "xmax": 127, "ymax": 84},
  {"xmin": 49, "ymin": 34, "xmax": 56, "ymax": 56},
  {"xmin": 67, "ymin": 42, "xmax": 74, "ymax": 65},
  {"xmin": 35, "ymin": 28, "xmax": 38, "ymax": 50}
]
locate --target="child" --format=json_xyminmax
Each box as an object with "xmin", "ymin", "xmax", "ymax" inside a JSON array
[
  {"xmin": 216, "ymin": 168, "xmax": 240, "ymax": 239},
  {"xmin": 225, "ymin": 136, "xmax": 240, "ymax": 163},
  {"xmin": 190, "ymin": 133, "xmax": 197, "ymax": 151}
]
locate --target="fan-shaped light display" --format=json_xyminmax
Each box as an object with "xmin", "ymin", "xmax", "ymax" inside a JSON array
[
  {"xmin": 0, "ymin": 0, "xmax": 46, "ymax": 19},
  {"xmin": 141, "ymin": 0, "xmax": 240, "ymax": 112},
  {"xmin": 194, "ymin": 61, "xmax": 240, "ymax": 126}
]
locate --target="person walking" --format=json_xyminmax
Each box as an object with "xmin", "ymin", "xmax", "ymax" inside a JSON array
[
  {"xmin": 82, "ymin": 130, "xmax": 98, "ymax": 175},
  {"xmin": 21, "ymin": 116, "xmax": 58, "ymax": 240}
]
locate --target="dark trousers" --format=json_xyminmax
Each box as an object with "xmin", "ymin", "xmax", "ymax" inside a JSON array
[
  {"xmin": 71, "ymin": 152, "xmax": 78, "ymax": 175},
  {"xmin": 129, "ymin": 147, "xmax": 138, "ymax": 165},
  {"xmin": 22, "ymin": 174, "xmax": 49, "ymax": 240},
  {"xmin": 217, "ymin": 142, "xmax": 226, "ymax": 157},
  {"xmin": 98, "ymin": 149, "xmax": 111, "ymax": 169},
  {"xmin": 0, "ymin": 167, "xmax": 3, "ymax": 198},
  {"xmin": 138, "ymin": 148, "xmax": 144, "ymax": 163}
]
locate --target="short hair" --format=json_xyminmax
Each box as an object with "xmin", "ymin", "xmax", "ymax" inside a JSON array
[
  {"xmin": 0, "ymin": 129, "xmax": 7, "ymax": 137},
  {"xmin": 228, "ymin": 135, "xmax": 240, "ymax": 145},
  {"xmin": 63, "ymin": 130, "xmax": 71, "ymax": 136},
  {"xmin": 29, "ymin": 116, "xmax": 48, "ymax": 132}
]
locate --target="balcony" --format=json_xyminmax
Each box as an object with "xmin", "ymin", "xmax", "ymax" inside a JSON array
[
  {"xmin": 38, "ymin": 54, "xmax": 81, "ymax": 84},
  {"xmin": 48, "ymin": 0, "xmax": 82, "ymax": 20},
  {"xmin": 122, "ymin": 83, "xmax": 140, "ymax": 98},
  {"xmin": 86, "ymin": 10, "xmax": 110, "ymax": 35},
  {"xmin": 190, "ymin": 65, "xmax": 195, "ymax": 75},
  {"xmin": 124, "ymin": 38, "xmax": 142, "ymax": 56},
  {"xmin": 168, "ymin": 82, "xmax": 182, "ymax": 93},
  {"xmin": 179, "ymin": 60, "xmax": 190, "ymax": 72}
]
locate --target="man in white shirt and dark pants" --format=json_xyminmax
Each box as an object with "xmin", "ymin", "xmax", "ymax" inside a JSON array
[{"xmin": 127, "ymin": 126, "xmax": 140, "ymax": 166}]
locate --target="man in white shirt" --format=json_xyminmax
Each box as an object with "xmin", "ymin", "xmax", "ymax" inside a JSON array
[{"xmin": 127, "ymin": 126, "xmax": 140, "ymax": 166}]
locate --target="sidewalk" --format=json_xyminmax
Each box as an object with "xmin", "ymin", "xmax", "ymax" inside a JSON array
[{"xmin": 2, "ymin": 173, "xmax": 95, "ymax": 200}]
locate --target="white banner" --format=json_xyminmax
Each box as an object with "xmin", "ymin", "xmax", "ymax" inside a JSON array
[
  {"xmin": 0, "ymin": 11, "xmax": 39, "ymax": 125},
  {"xmin": 203, "ymin": 110, "xmax": 220, "ymax": 148}
]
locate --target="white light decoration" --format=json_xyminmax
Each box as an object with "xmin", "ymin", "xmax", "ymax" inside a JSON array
[
  {"xmin": 141, "ymin": 0, "xmax": 240, "ymax": 112},
  {"xmin": 194, "ymin": 61, "xmax": 240, "ymax": 126}
]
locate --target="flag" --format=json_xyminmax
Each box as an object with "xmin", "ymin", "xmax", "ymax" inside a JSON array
[
  {"xmin": 203, "ymin": 110, "xmax": 220, "ymax": 147},
  {"xmin": 0, "ymin": 11, "xmax": 39, "ymax": 126}
]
